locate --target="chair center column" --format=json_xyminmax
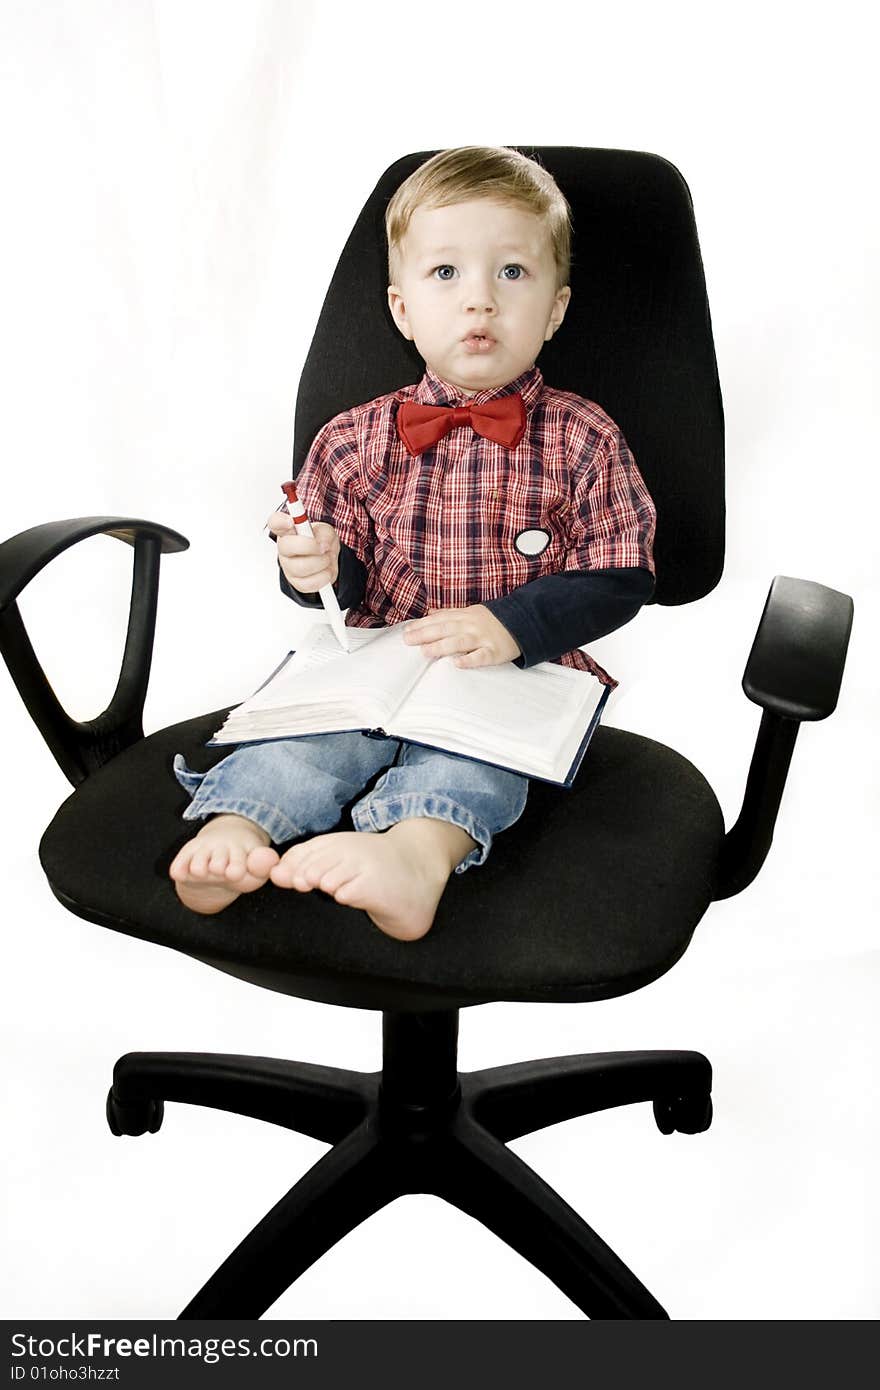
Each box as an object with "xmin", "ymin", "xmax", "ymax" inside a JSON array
[{"xmin": 378, "ymin": 1010, "xmax": 461, "ymax": 1116}]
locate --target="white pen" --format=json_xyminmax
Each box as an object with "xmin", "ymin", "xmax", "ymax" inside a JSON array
[{"xmin": 279, "ymin": 482, "xmax": 350, "ymax": 652}]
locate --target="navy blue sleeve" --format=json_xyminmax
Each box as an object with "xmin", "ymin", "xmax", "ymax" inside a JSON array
[
  {"xmin": 483, "ymin": 568, "xmax": 655, "ymax": 668},
  {"xmin": 278, "ymin": 540, "xmax": 367, "ymax": 611}
]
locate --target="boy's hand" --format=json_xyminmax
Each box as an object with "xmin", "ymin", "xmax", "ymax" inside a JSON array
[
  {"xmin": 267, "ymin": 511, "xmax": 340, "ymax": 593},
  {"xmin": 404, "ymin": 605, "xmax": 521, "ymax": 668}
]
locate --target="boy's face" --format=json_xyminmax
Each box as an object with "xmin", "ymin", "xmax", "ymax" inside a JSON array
[{"xmin": 387, "ymin": 199, "xmax": 571, "ymax": 395}]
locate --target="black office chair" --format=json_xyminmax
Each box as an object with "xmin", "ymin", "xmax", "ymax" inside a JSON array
[{"xmin": 0, "ymin": 149, "xmax": 854, "ymax": 1319}]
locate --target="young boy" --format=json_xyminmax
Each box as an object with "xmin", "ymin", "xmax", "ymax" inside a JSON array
[{"xmin": 169, "ymin": 146, "xmax": 656, "ymax": 941}]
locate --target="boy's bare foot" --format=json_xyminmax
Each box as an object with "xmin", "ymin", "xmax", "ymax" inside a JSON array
[
  {"xmin": 269, "ymin": 819, "xmax": 477, "ymax": 941},
  {"xmin": 170, "ymin": 814, "xmax": 279, "ymax": 914}
]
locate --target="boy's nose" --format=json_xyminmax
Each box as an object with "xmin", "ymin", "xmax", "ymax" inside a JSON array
[
  {"xmin": 462, "ymin": 278, "xmax": 497, "ymax": 313},
  {"xmin": 464, "ymin": 298, "xmax": 497, "ymax": 316}
]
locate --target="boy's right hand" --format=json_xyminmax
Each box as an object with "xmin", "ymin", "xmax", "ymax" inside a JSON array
[{"xmin": 267, "ymin": 511, "xmax": 340, "ymax": 593}]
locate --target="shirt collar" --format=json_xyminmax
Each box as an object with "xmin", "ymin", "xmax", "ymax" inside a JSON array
[{"xmin": 413, "ymin": 365, "xmax": 544, "ymax": 413}]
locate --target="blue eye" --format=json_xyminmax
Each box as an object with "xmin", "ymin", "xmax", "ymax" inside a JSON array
[
  {"xmin": 433, "ymin": 265, "xmax": 456, "ymax": 280},
  {"xmin": 500, "ymin": 264, "xmax": 524, "ymax": 280}
]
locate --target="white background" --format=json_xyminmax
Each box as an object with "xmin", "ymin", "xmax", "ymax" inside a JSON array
[{"xmin": 1, "ymin": 0, "xmax": 876, "ymax": 1320}]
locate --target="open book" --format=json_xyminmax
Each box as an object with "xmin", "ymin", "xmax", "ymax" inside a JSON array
[{"xmin": 210, "ymin": 624, "xmax": 611, "ymax": 786}]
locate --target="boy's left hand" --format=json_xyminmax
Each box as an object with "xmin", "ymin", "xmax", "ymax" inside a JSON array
[{"xmin": 404, "ymin": 605, "xmax": 521, "ymax": 668}]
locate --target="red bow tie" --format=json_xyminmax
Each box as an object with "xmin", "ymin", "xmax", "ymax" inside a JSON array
[{"xmin": 396, "ymin": 394, "xmax": 527, "ymax": 456}]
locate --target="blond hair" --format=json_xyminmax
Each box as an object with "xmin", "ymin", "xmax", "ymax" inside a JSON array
[{"xmin": 385, "ymin": 146, "xmax": 571, "ymax": 289}]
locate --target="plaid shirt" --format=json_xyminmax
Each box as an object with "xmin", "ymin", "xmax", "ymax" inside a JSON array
[{"xmin": 296, "ymin": 366, "xmax": 656, "ymax": 680}]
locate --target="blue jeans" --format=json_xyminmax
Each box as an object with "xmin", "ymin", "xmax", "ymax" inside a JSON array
[{"xmin": 172, "ymin": 732, "xmax": 529, "ymax": 874}]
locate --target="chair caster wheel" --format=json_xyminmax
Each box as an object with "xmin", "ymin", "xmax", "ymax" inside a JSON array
[
  {"xmin": 106, "ymin": 1088, "xmax": 164, "ymax": 1137},
  {"xmin": 653, "ymin": 1093, "xmax": 713, "ymax": 1135}
]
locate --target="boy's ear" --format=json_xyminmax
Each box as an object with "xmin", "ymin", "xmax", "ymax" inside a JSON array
[
  {"xmin": 545, "ymin": 285, "xmax": 572, "ymax": 340},
  {"xmin": 387, "ymin": 285, "xmax": 414, "ymax": 341}
]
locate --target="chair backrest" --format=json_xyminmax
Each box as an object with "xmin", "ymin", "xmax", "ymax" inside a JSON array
[{"xmin": 292, "ymin": 147, "xmax": 725, "ymax": 605}]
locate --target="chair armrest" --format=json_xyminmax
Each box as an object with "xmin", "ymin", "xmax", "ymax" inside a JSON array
[
  {"xmin": 0, "ymin": 517, "xmax": 189, "ymax": 786},
  {"xmin": 715, "ymin": 575, "xmax": 854, "ymax": 900},
  {"xmin": 0, "ymin": 516, "xmax": 188, "ymax": 611},
  {"xmin": 741, "ymin": 574, "xmax": 854, "ymax": 721}
]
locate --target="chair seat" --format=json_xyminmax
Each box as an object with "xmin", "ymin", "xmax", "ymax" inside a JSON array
[{"xmin": 38, "ymin": 711, "xmax": 725, "ymax": 1011}]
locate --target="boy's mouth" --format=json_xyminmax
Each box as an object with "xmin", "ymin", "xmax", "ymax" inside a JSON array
[{"xmin": 462, "ymin": 332, "xmax": 497, "ymax": 354}]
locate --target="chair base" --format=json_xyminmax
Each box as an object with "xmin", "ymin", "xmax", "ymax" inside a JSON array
[{"xmin": 106, "ymin": 1011, "xmax": 712, "ymax": 1319}]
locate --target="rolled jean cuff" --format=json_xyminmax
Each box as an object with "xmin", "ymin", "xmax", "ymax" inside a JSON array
[
  {"xmin": 350, "ymin": 790, "xmax": 491, "ymax": 874},
  {"xmin": 172, "ymin": 753, "xmax": 299, "ymax": 846}
]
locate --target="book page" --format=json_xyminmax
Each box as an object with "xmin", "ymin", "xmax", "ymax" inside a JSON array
[
  {"xmin": 397, "ymin": 655, "xmax": 603, "ymax": 780},
  {"xmin": 212, "ymin": 624, "xmax": 430, "ymax": 741}
]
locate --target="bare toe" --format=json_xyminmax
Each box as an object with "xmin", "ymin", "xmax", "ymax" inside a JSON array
[
  {"xmin": 247, "ymin": 845, "xmax": 280, "ymax": 877},
  {"xmin": 223, "ymin": 854, "xmax": 250, "ymax": 883},
  {"xmin": 270, "ymin": 843, "xmax": 313, "ymax": 889},
  {"xmin": 317, "ymin": 861, "xmax": 359, "ymax": 895},
  {"xmin": 208, "ymin": 847, "xmax": 231, "ymax": 876}
]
